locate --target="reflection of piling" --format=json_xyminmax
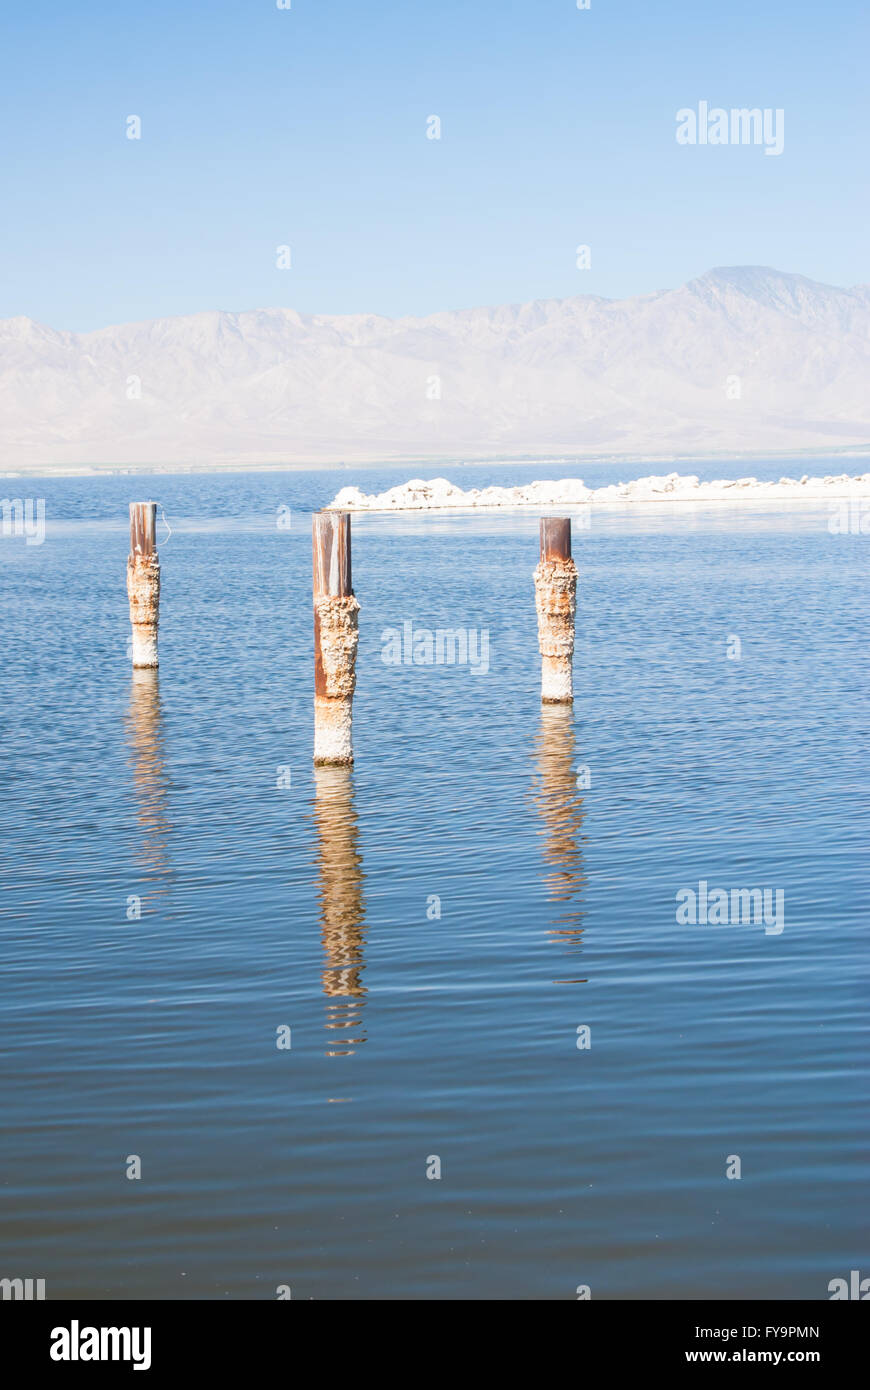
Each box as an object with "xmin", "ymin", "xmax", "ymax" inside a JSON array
[
  {"xmin": 534, "ymin": 517, "xmax": 577, "ymax": 703},
  {"xmin": 313, "ymin": 512, "xmax": 359, "ymax": 765},
  {"xmin": 125, "ymin": 668, "xmax": 171, "ymax": 882},
  {"xmin": 314, "ymin": 764, "xmax": 366, "ymax": 1056},
  {"xmin": 532, "ymin": 703, "xmax": 587, "ymax": 977},
  {"xmin": 127, "ymin": 502, "xmax": 160, "ymax": 668}
]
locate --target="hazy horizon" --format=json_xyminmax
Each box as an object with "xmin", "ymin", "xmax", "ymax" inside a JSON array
[{"xmin": 3, "ymin": 267, "xmax": 868, "ymax": 469}]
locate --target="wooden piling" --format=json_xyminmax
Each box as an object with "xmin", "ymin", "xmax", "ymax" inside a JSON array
[
  {"xmin": 313, "ymin": 512, "xmax": 359, "ymax": 765},
  {"xmin": 127, "ymin": 502, "xmax": 160, "ymax": 669},
  {"xmin": 534, "ymin": 516, "xmax": 578, "ymax": 703}
]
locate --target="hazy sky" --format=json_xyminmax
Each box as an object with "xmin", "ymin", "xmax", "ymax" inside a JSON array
[{"xmin": 1, "ymin": 0, "xmax": 866, "ymax": 330}]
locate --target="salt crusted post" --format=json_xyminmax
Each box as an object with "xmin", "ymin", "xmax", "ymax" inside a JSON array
[
  {"xmin": 313, "ymin": 511, "xmax": 359, "ymax": 765},
  {"xmin": 127, "ymin": 502, "xmax": 160, "ymax": 669},
  {"xmin": 534, "ymin": 517, "xmax": 578, "ymax": 704}
]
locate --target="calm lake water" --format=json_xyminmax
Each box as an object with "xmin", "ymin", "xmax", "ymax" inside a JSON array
[{"xmin": 1, "ymin": 459, "xmax": 867, "ymax": 1299}]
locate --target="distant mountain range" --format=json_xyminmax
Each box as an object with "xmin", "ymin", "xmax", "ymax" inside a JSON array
[{"xmin": 1, "ymin": 267, "xmax": 869, "ymax": 469}]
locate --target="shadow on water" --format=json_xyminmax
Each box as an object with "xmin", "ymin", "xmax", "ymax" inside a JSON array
[
  {"xmin": 125, "ymin": 669, "xmax": 172, "ymax": 901},
  {"xmin": 531, "ymin": 704, "xmax": 587, "ymax": 983},
  {"xmin": 313, "ymin": 765, "xmax": 367, "ymax": 1058}
]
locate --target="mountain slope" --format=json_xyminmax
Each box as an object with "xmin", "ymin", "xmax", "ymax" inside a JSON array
[{"xmin": 1, "ymin": 268, "xmax": 868, "ymax": 467}]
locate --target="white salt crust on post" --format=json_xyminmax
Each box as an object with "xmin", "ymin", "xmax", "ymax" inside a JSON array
[
  {"xmin": 127, "ymin": 553, "xmax": 160, "ymax": 669},
  {"xmin": 534, "ymin": 557, "xmax": 578, "ymax": 704},
  {"xmin": 313, "ymin": 593, "xmax": 360, "ymax": 766}
]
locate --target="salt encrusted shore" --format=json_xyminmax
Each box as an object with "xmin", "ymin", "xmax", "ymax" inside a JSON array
[{"xmin": 328, "ymin": 471, "xmax": 870, "ymax": 513}]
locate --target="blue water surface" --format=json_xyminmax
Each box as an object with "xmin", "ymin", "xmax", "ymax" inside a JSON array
[{"xmin": 0, "ymin": 459, "xmax": 866, "ymax": 1299}]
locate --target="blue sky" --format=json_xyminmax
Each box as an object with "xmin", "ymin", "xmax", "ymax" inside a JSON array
[{"xmin": 0, "ymin": 0, "xmax": 866, "ymax": 330}]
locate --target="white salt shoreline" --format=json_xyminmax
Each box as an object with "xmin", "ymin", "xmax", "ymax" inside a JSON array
[{"xmin": 327, "ymin": 471, "xmax": 870, "ymax": 512}]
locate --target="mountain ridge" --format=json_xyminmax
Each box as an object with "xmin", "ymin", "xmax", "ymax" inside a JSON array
[{"xmin": 2, "ymin": 268, "xmax": 869, "ymax": 467}]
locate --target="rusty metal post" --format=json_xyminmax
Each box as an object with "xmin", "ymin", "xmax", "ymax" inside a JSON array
[
  {"xmin": 127, "ymin": 502, "xmax": 160, "ymax": 668},
  {"xmin": 313, "ymin": 511, "xmax": 359, "ymax": 765},
  {"xmin": 534, "ymin": 517, "xmax": 577, "ymax": 703}
]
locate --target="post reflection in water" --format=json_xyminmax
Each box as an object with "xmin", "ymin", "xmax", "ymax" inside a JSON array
[
  {"xmin": 313, "ymin": 765, "xmax": 367, "ymax": 1057},
  {"xmin": 125, "ymin": 668, "xmax": 172, "ymax": 896},
  {"xmin": 532, "ymin": 704, "xmax": 588, "ymax": 983}
]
